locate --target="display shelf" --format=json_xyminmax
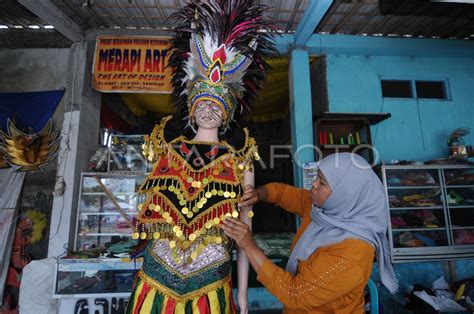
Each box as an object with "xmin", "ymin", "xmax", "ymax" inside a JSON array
[
  {"xmin": 392, "ymin": 227, "xmax": 446, "ymax": 232},
  {"xmin": 78, "ymin": 233, "xmax": 132, "ymax": 237},
  {"xmin": 53, "ymin": 258, "xmax": 143, "ymax": 298},
  {"xmin": 382, "ymin": 165, "xmax": 474, "ymax": 262},
  {"xmin": 75, "ymin": 172, "xmax": 147, "ymax": 251},
  {"xmin": 322, "ymin": 144, "xmax": 350, "ymax": 149},
  {"xmin": 82, "ymin": 192, "xmax": 138, "ymax": 196},
  {"xmin": 390, "ymin": 206, "xmax": 443, "ymax": 210},
  {"xmin": 446, "ymin": 185, "xmax": 474, "ymax": 189},
  {"xmin": 80, "ymin": 212, "xmax": 138, "ymax": 216},
  {"xmin": 447, "ymin": 205, "xmax": 474, "ymax": 209},
  {"xmin": 314, "ymin": 117, "xmax": 374, "ymax": 163},
  {"xmin": 321, "ymin": 144, "xmax": 369, "ymax": 149},
  {"xmin": 387, "ymin": 186, "xmax": 440, "ymax": 190}
]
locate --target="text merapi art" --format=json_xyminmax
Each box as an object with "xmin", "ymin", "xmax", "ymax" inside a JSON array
[{"xmin": 97, "ymin": 48, "xmax": 168, "ymax": 73}]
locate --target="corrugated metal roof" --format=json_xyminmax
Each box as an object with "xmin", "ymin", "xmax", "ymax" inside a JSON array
[
  {"xmin": 316, "ymin": 0, "xmax": 474, "ymax": 40},
  {"xmin": 0, "ymin": 0, "xmax": 473, "ymax": 47},
  {"xmin": 0, "ymin": 0, "xmax": 45, "ymax": 28},
  {"xmin": 48, "ymin": 0, "xmax": 308, "ymax": 32}
]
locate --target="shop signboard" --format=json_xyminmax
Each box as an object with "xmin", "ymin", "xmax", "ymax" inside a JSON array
[{"xmin": 92, "ymin": 36, "xmax": 173, "ymax": 93}]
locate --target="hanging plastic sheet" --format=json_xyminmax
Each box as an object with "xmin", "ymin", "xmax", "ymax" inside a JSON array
[
  {"xmin": 0, "ymin": 89, "xmax": 64, "ymax": 133},
  {"xmin": 0, "ymin": 168, "xmax": 25, "ymax": 307}
]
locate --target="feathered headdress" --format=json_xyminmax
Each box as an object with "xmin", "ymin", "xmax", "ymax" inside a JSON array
[{"xmin": 169, "ymin": 0, "xmax": 275, "ymax": 133}]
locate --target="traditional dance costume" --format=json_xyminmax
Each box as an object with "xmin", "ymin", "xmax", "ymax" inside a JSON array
[
  {"xmin": 126, "ymin": 0, "xmax": 274, "ymax": 312},
  {"xmin": 127, "ymin": 116, "xmax": 258, "ymax": 313}
]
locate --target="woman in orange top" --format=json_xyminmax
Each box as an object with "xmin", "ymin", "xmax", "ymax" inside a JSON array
[{"xmin": 222, "ymin": 153, "xmax": 398, "ymax": 313}]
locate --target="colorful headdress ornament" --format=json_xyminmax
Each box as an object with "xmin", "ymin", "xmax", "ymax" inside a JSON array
[{"xmin": 169, "ymin": 0, "xmax": 275, "ymax": 133}]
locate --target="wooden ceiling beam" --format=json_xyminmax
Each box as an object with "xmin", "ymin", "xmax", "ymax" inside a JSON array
[
  {"xmin": 18, "ymin": 0, "xmax": 83, "ymax": 41},
  {"xmin": 58, "ymin": 0, "xmax": 98, "ymax": 29},
  {"xmin": 72, "ymin": 0, "xmax": 112, "ymax": 29}
]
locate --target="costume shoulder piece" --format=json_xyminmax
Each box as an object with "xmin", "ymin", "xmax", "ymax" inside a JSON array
[
  {"xmin": 142, "ymin": 116, "xmax": 173, "ymax": 163},
  {"xmin": 227, "ymin": 128, "xmax": 260, "ymax": 173}
]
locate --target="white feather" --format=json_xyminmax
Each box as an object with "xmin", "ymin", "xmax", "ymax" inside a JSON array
[
  {"xmin": 202, "ymin": 32, "xmax": 240, "ymax": 63},
  {"xmin": 183, "ymin": 55, "xmax": 196, "ymax": 83},
  {"xmin": 203, "ymin": 33, "xmax": 218, "ymax": 59}
]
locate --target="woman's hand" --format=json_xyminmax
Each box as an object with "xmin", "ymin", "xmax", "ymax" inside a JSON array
[
  {"xmin": 238, "ymin": 185, "xmax": 267, "ymax": 207},
  {"xmin": 222, "ymin": 218, "xmax": 256, "ymax": 251}
]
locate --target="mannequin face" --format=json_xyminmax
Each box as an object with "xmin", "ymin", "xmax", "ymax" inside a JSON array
[{"xmin": 194, "ymin": 100, "xmax": 224, "ymax": 129}]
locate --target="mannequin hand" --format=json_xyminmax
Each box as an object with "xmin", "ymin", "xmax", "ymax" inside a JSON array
[
  {"xmin": 222, "ymin": 218, "xmax": 256, "ymax": 251},
  {"xmin": 237, "ymin": 290, "xmax": 248, "ymax": 314},
  {"xmin": 238, "ymin": 185, "xmax": 265, "ymax": 207}
]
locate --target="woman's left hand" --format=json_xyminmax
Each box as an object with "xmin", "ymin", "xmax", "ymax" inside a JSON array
[{"xmin": 222, "ymin": 218, "xmax": 256, "ymax": 251}]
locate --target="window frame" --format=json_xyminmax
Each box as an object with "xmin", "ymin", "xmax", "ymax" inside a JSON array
[
  {"xmin": 380, "ymin": 79, "xmax": 414, "ymax": 100},
  {"xmin": 380, "ymin": 77, "xmax": 451, "ymax": 101},
  {"xmin": 414, "ymin": 79, "xmax": 451, "ymax": 101}
]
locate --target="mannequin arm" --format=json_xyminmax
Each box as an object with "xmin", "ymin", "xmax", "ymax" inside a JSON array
[{"xmin": 237, "ymin": 168, "xmax": 254, "ymax": 314}]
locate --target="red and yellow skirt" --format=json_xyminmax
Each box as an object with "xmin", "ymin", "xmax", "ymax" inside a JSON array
[{"xmin": 126, "ymin": 270, "xmax": 236, "ymax": 314}]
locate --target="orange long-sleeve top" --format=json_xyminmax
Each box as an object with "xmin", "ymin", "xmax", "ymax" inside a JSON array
[{"xmin": 257, "ymin": 183, "xmax": 375, "ymax": 314}]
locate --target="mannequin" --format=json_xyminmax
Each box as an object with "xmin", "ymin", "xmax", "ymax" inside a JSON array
[
  {"xmin": 126, "ymin": 1, "xmax": 274, "ymax": 312},
  {"xmin": 193, "ymin": 100, "xmax": 254, "ymax": 312},
  {"xmin": 126, "ymin": 109, "xmax": 257, "ymax": 313}
]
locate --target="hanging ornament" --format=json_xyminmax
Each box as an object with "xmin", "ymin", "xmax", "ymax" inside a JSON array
[
  {"xmin": 0, "ymin": 119, "xmax": 60, "ymax": 172},
  {"xmin": 0, "ymin": 150, "xmax": 9, "ymax": 169}
]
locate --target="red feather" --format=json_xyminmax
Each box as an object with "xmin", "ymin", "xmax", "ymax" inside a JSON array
[
  {"xmin": 225, "ymin": 17, "xmax": 261, "ymax": 45},
  {"xmin": 212, "ymin": 44, "xmax": 227, "ymax": 63}
]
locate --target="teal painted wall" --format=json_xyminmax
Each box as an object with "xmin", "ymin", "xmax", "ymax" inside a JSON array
[
  {"xmin": 325, "ymin": 54, "xmax": 474, "ymax": 163},
  {"xmin": 324, "ymin": 54, "xmax": 474, "ymax": 300}
]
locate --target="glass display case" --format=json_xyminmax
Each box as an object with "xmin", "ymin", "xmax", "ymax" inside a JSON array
[
  {"xmin": 75, "ymin": 172, "xmax": 147, "ymax": 251},
  {"xmin": 382, "ymin": 165, "xmax": 474, "ymax": 262},
  {"xmin": 108, "ymin": 134, "xmax": 152, "ymax": 172},
  {"xmin": 53, "ymin": 258, "xmax": 142, "ymax": 298}
]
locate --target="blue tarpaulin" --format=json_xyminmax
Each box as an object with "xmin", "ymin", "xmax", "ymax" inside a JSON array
[{"xmin": 0, "ymin": 89, "xmax": 65, "ymax": 133}]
